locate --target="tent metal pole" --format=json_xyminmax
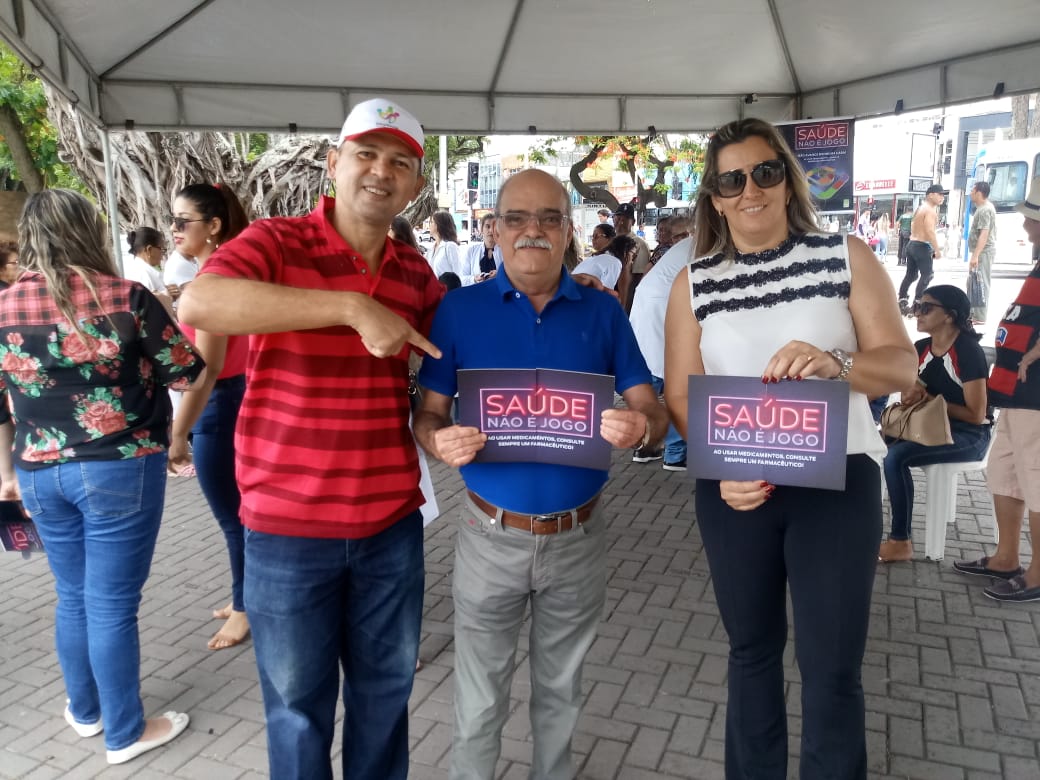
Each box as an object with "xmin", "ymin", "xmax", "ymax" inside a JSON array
[{"xmin": 101, "ymin": 129, "xmax": 123, "ymax": 273}]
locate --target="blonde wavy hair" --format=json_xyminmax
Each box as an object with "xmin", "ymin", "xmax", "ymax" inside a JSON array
[
  {"xmin": 694, "ymin": 118, "xmax": 819, "ymax": 259},
  {"xmin": 18, "ymin": 189, "xmax": 120, "ymax": 338}
]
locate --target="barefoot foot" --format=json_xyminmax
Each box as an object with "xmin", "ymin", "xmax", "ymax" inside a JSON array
[
  {"xmin": 212, "ymin": 602, "xmax": 233, "ymax": 620},
  {"xmin": 879, "ymin": 538, "xmax": 913, "ymax": 563},
  {"xmin": 208, "ymin": 610, "xmax": 250, "ymax": 650}
]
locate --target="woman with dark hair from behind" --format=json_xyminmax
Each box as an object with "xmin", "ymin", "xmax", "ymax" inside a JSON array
[
  {"xmin": 878, "ymin": 285, "xmax": 991, "ymax": 562},
  {"xmin": 438, "ymin": 271, "xmax": 462, "ymax": 291},
  {"xmin": 664, "ymin": 117, "xmax": 916, "ymax": 777},
  {"xmin": 0, "ymin": 189, "xmax": 203, "ymax": 764},
  {"xmin": 124, "ymin": 227, "xmax": 177, "ymax": 314},
  {"xmin": 389, "ymin": 215, "xmax": 423, "ymax": 255},
  {"xmin": 166, "ymin": 182, "xmax": 253, "ymax": 650},
  {"xmin": 429, "ymin": 211, "xmax": 461, "ymax": 279}
]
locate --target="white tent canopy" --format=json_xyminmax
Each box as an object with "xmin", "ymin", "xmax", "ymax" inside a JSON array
[{"xmin": 2, "ymin": 0, "xmax": 1040, "ymax": 136}]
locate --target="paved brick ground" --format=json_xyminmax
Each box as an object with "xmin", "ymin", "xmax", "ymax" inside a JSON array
[{"xmin": 2, "ymin": 446, "xmax": 1039, "ymax": 779}]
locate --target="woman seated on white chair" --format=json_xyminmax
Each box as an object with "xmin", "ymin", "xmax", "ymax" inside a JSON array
[{"xmin": 879, "ymin": 285, "xmax": 992, "ymax": 562}]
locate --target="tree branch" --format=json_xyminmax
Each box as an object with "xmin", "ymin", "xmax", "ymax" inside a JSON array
[{"xmin": 0, "ymin": 103, "xmax": 45, "ymax": 192}]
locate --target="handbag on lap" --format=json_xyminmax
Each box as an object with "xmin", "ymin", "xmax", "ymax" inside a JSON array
[{"xmin": 879, "ymin": 395, "xmax": 953, "ymax": 446}]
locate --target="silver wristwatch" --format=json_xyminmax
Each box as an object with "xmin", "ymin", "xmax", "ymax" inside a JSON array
[{"xmin": 829, "ymin": 348, "xmax": 853, "ymax": 381}]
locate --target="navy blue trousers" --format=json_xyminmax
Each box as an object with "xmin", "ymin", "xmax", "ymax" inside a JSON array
[{"xmin": 696, "ymin": 455, "xmax": 881, "ymax": 779}]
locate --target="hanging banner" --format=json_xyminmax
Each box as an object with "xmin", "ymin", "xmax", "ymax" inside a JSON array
[{"xmin": 777, "ymin": 118, "xmax": 855, "ymax": 212}]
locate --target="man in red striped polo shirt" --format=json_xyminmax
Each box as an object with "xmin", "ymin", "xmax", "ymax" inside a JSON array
[{"xmin": 179, "ymin": 98, "xmax": 442, "ymax": 780}]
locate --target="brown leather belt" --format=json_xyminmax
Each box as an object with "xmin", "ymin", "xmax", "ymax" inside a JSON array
[{"xmin": 466, "ymin": 490, "xmax": 598, "ymax": 535}]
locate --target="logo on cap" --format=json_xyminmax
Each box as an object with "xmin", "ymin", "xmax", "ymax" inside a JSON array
[{"xmin": 377, "ymin": 106, "xmax": 401, "ymax": 125}]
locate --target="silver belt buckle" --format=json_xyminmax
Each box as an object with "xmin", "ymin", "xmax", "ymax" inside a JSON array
[{"xmin": 532, "ymin": 514, "xmax": 563, "ymax": 533}]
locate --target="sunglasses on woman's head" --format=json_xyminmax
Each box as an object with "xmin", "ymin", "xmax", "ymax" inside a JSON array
[{"xmin": 714, "ymin": 159, "xmax": 786, "ymax": 198}]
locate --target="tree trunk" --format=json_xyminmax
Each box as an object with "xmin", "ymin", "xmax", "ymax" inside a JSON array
[
  {"xmin": 1011, "ymin": 95, "xmax": 1029, "ymax": 139},
  {"xmin": 43, "ymin": 88, "xmax": 483, "ymax": 235},
  {"xmin": 564, "ymin": 143, "xmax": 617, "ymax": 210},
  {"xmin": 0, "ymin": 104, "xmax": 45, "ymax": 192},
  {"xmin": 1029, "ymin": 93, "xmax": 1040, "ymax": 138},
  {"xmin": 45, "ymin": 88, "xmax": 328, "ymax": 232}
]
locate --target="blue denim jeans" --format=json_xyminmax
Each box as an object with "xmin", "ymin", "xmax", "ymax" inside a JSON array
[
  {"xmin": 883, "ymin": 420, "xmax": 992, "ymax": 540},
  {"xmin": 651, "ymin": 375, "xmax": 687, "ymax": 463},
  {"xmin": 192, "ymin": 374, "xmax": 245, "ymax": 611},
  {"xmin": 16, "ymin": 453, "xmax": 167, "ymax": 751},
  {"xmin": 244, "ymin": 510, "xmax": 424, "ymax": 780}
]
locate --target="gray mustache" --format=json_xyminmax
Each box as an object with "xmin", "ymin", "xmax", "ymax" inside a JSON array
[{"xmin": 514, "ymin": 237, "xmax": 553, "ymax": 250}]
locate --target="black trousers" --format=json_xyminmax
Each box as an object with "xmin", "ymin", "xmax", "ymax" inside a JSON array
[
  {"xmin": 898, "ymin": 240, "xmax": 934, "ymax": 302},
  {"xmin": 695, "ymin": 455, "xmax": 881, "ymax": 779}
]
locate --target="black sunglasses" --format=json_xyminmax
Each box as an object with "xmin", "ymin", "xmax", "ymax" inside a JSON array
[
  {"xmin": 714, "ymin": 159, "xmax": 786, "ymax": 198},
  {"xmin": 912, "ymin": 301, "xmax": 947, "ymax": 316},
  {"xmin": 171, "ymin": 216, "xmax": 207, "ymax": 231}
]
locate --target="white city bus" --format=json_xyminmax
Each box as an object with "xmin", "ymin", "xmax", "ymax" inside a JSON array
[{"xmin": 968, "ymin": 138, "xmax": 1040, "ymax": 265}]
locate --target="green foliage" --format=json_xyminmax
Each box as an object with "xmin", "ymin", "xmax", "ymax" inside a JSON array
[
  {"xmin": 527, "ymin": 133, "xmax": 705, "ymax": 203},
  {"xmin": 421, "ymin": 135, "xmax": 486, "ymax": 178},
  {"xmin": 572, "ymin": 134, "xmax": 705, "ymax": 176},
  {"xmin": 0, "ymin": 41, "xmax": 85, "ymax": 191}
]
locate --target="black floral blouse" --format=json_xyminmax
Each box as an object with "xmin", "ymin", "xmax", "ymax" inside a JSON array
[{"xmin": 0, "ymin": 271, "xmax": 204, "ymax": 469}]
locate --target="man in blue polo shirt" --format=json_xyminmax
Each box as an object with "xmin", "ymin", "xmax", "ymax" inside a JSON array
[{"xmin": 414, "ymin": 169, "xmax": 666, "ymax": 780}]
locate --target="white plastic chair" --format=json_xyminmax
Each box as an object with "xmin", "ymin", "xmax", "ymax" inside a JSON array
[{"xmin": 919, "ymin": 435, "xmax": 997, "ymax": 561}]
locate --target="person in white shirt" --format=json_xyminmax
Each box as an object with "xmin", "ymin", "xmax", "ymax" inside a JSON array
[
  {"xmin": 124, "ymin": 227, "xmax": 176, "ymax": 314},
  {"xmin": 629, "ymin": 235, "xmax": 694, "ymax": 469},
  {"xmin": 163, "ymin": 250, "xmax": 199, "ymax": 289},
  {"xmin": 571, "ymin": 233, "xmax": 627, "ymax": 289},
  {"xmin": 428, "ymin": 211, "xmax": 461, "ymax": 280},
  {"xmin": 459, "ymin": 213, "xmax": 502, "ymax": 284}
]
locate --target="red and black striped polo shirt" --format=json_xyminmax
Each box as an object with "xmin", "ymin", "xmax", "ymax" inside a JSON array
[{"xmin": 201, "ymin": 196, "xmax": 443, "ymax": 539}]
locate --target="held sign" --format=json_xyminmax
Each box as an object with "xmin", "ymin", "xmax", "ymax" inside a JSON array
[
  {"xmin": 687, "ymin": 375, "xmax": 850, "ymax": 489},
  {"xmin": 458, "ymin": 368, "xmax": 615, "ymax": 470},
  {"xmin": 709, "ymin": 395, "xmax": 826, "ymax": 451},
  {"xmin": 481, "ymin": 387, "xmax": 595, "ymax": 436}
]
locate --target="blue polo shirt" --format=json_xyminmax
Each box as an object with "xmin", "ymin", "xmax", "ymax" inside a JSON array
[{"xmin": 418, "ymin": 267, "xmax": 652, "ymax": 514}]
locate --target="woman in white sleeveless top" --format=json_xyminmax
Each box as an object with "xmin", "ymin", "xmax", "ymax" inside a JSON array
[{"xmin": 663, "ymin": 118, "xmax": 916, "ymax": 780}]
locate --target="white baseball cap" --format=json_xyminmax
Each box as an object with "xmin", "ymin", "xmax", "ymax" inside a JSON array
[
  {"xmin": 1015, "ymin": 177, "xmax": 1040, "ymax": 222},
  {"xmin": 338, "ymin": 98, "xmax": 424, "ymax": 159}
]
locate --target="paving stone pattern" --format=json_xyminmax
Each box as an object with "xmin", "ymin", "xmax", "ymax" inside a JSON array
[{"xmin": 1, "ymin": 450, "xmax": 1038, "ymax": 779}]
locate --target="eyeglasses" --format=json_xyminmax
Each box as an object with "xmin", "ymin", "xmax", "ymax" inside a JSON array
[
  {"xmin": 171, "ymin": 217, "xmax": 207, "ymax": 231},
  {"xmin": 495, "ymin": 211, "xmax": 569, "ymax": 230},
  {"xmin": 912, "ymin": 301, "xmax": 947, "ymax": 316},
  {"xmin": 714, "ymin": 159, "xmax": 786, "ymax": 198}
]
